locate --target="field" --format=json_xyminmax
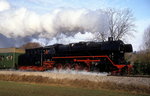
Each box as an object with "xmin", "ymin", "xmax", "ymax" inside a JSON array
[
  {"xmin": 0, "ymin": 80, "xmax": 149, "ymax": 96},
  {"xmin": 0, "ymin": 70, "xmax": 150, "ymax": 96}
]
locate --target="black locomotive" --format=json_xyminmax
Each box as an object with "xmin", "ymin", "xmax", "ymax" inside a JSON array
[{"xmin": 18, "ymin": 37, "xmax": 133, "ymax": 74}]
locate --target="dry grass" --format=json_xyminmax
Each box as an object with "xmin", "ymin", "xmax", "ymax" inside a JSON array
[{"xmin": 0, "ymin": 74, "xmax": 149, "ymax": 94}]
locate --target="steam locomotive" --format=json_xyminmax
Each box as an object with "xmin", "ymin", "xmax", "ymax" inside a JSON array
[{"xmin": 18, "ymin": 37, "xmax": 133, "ymax": 75}]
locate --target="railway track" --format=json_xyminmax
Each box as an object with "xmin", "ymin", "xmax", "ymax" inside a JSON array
[{"xmin": 108, "ymin": 75, "xmax": 150, "ymax": 78}]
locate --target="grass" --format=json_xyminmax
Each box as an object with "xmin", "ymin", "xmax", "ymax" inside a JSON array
[
  {"xmin": 0, "ymin": 80, "xmax": 149, "ymax": 96},
  {"xmin": 0, "ymin": 74, "xmax": 149, "ymax": 95}
]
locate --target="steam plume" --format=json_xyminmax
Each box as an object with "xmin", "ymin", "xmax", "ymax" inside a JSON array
[{"xmin": 0, "ymin": 0, "xmax": 109, "ymax": 47}]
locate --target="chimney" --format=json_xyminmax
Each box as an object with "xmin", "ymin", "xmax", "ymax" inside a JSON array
[{"xmin": 108, "ymin": 37, "xmax": 113, "ymax": 41}]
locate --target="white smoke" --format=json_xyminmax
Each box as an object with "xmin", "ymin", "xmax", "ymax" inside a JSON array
[
  {"xmin": 32, "ymin": 32, "xmax": 95, "ymax": 45},
  {"xmin": 0, "ymin": 0, "xmax": 10, "ymax": 11},
  {"xmin": 0, "ymin": 0, "xmax": 109, "ymax": 47},
  {"xmin": 46, "ymin": 69, "xmax": 108, "ymax": 76}
]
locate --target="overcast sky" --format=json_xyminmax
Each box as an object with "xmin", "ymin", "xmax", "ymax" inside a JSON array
[{"xmin": 0, "ymin": 0, "xmax": 150, "ymax": 51}]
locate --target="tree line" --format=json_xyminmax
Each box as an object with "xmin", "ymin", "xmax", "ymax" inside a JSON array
[{"xmin": 131, "ymin": 25, "xmax": 150, "ymax": 75}]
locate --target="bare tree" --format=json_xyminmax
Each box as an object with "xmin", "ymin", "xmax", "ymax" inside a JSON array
[
  {"xmin": 143, "ymin": 25, "xmax": 150, "ymax": 50},
  {"xmin": 94, "ymin": 8, "xmax": 135, "ymax": 41}
]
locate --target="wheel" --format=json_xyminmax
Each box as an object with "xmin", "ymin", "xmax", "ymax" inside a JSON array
[
  {"xmin": 64, "ymin": 63, "xmax": 71, "ymax": 70},
  {"xmin": 74, "ymin": 64, "xmax": 83, "ymax": 70},
  {"xmin": 56, "ymin": 64, "xmax": 63, "ymax": 70}
]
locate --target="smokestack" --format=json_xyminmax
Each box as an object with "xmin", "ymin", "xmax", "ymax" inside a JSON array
[{"xmin": 108, "ymin": 37, "xmax": 113, "ymax": 41}]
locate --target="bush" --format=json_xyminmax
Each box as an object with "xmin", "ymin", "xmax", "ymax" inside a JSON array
[{"xmin": 132, "ymin": 62, "xmax": 150, "ymax": 75}]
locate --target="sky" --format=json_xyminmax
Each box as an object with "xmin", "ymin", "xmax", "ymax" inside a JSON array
[{"xmin": 0, "ymin": 0, "xmax": 150, "ymax": 51}]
